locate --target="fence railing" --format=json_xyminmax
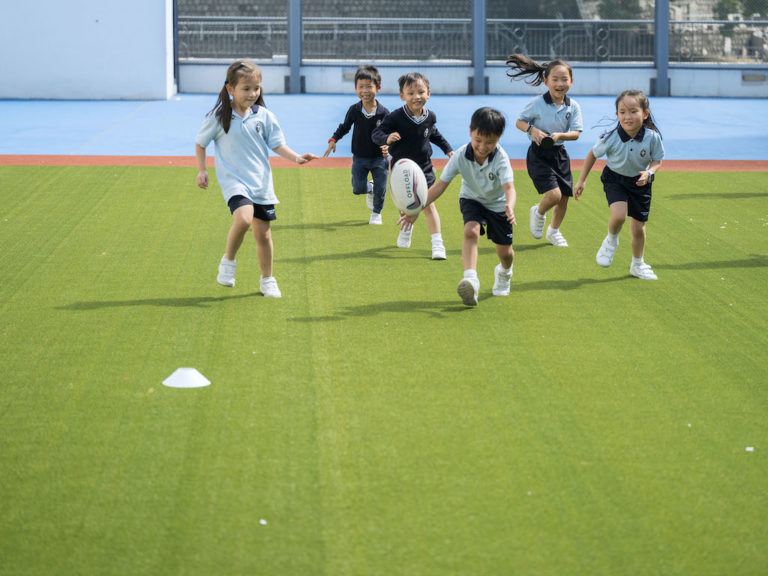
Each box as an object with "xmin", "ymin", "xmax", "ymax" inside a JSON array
[{"xmin": 177, "ymin": 16, "xmax": 768, "ymax": 64}]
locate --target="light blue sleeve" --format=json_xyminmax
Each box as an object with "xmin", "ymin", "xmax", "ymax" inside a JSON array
[
  {"xmin": 195, "ymin": 113, "xmax": 221, "ymax": 148},
  {"xmin": 569, "ymin": 100, "xmax": 583, "ymax": 132},
  {"xmin": 264, "ymin": 110, "xmax": 287, "ymax": 150},
  {"xmin": 591, "ymin": 132, "xmax": 612, "ymax": 158},
  {"xmin": 650, "ymin": 131, "xmax": 665, "ymax": 161},
  {"xmin": 495, "ymin": 147, "xmax": 515, "ymax": 183},
  {"xmin": 517, "ymin": 97, "xmax": 538, "ymax": 123},
  {"xmin": 439, "ymin": 148, "xmax": 462, "ymax": 183}
]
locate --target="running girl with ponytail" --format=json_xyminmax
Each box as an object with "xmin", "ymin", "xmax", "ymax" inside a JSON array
[
  {"xmin": 507, "ymin": 54, "xmax": 583, "ymax": 248},
  {"xmin": 574, "ymin": 89, "xmax": 664, "ymax": 280},
  {"xmin": 195, "ymin": 60, "xmax": 318, "ymax": 296}
]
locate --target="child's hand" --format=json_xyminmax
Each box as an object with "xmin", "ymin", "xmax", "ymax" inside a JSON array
[
  {"xmin": 531, "ymin": 126, "xmax": 548, "ymax": 145},
  {"xmin": 398, "ymin": 211, "xmax": 418, "ymax": 231},
  {"xmin": 323, "ymin": 141, "xmax": 336, "ymax": 157},
  {"xmin": 505, "ymin": 205, "xmax": 516, "ymax": 226},
  {"xmin": 387, "ymin": 132, "xmax": 401, "ymax": 145},
  {"xmin": 446, "ymin": 151, "xmax": 454, "ymax": 158},
  {"xmin": 380, "ymin": 145, "xmax": 389, "ymax": 157},
  {"xmin": 636, "ymin": 170, "xmax": 651, "ymax": 186},
  {"xmin": 574, "ymin": 180, "xmax": 585, "ymax": 200},
  {"xmin": 296, "ymin": 153, "xmax": 319, "ymax": 165},
  {"xmin": 196, "ymin": 170, "xmax": 208, "ymax": 189},
  {"xmin": 549, "ymin": 132, "xmax": 562, "ymax": 143}
]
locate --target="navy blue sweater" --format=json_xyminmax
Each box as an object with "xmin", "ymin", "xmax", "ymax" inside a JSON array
[
  {"xmin": 330, "ymin": 101, "xmax": 390, "ymax": 158},
  {"xmin": 371, "ymin": 106, "xmax": 453, "ymax": 174}
]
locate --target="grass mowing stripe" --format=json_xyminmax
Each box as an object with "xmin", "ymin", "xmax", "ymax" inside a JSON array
[{"xmin": 0, "ymin": 166, "xmax": 766, "ymax": 575}]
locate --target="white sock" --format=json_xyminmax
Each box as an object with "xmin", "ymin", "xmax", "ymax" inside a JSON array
[
  {"xmin": 221, "ymin": 255, "xmax": 235, "ymax": 264},
  {"xmin": 608, "ymin": 232, "xmax": 619, "ymax": 244},
  {"xmin": 431, "ymin": 233, "xmax": 444, "ymax": 245},
  {"xmin": 632, "ymin": 256, "xmax": 644, "ymax": 266},
  {"xmin": 463, "ymin": 269, "xmax": 477, "ymax": 279},
  {"xmin": 500, "ymin": 264, "xmax": 513, "ymax": 276},
  {"xmin": 547, "ymin": 225, "xmax": 558, "ymax": 233}
]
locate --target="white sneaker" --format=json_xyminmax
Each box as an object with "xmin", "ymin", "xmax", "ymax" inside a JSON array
[
  {"xmin": 630, "ymin": 262, "xmax": 658, "ymax": 280},
  {"xmin": 369, "ymin": 212, "xmax": 382, "ymax": 225},
  {"xmin": 545, "ymin": 227, "xmax": 568, "ymax": 247},
  {"xmin": 492, "ymin": 264, "xmax": 512, "ymax": 296},
  {"xmin": 596, "ymin": 236, "xmax": 618, "ymax": 267},
  {"xmin": 397, "ymin": 228, "xmax": 412, "ymax": 248},
  {"xmin": 366, "ymin": 181, "xmax": 374, "ymax": 210},
  {"xmin": 431, "ymin": 243, "xmax": 447, "ymax": 260},
  {"xmin": 217, "ymin": 256, "xmax": 236, "ymax": 287},
  {"xmin": 260, "ymin": 276, "xmax": 282, "ymax": 297},
  {"xmin": 457, "ymin": 277, "xmax": 479, "ymax": 306},
  {"xmin": 529, "ymin": 204, "xmax": 545, "ymax": 239}
]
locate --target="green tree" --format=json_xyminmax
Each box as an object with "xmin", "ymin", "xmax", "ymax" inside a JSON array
[
  {"xmin": 598, "ymin": 0, "xmax": 643, "ymax": 20},
  {"xmin": 742, "ymin": 0, "xmax": 767, "ymax": 17},
  {"xmin": 714, "ymin": 0, "xmax": 741, "ymax": 20}
]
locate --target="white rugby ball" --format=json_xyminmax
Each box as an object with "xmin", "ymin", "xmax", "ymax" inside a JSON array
[{"xmin": 389, "ymin": 158, "xmax": 428, "ymax": 216}]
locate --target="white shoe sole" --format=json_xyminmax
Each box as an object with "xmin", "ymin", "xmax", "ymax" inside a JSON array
[{"xmin": 457, "ymin": 279, "xmax": 478, "ymax": 306}]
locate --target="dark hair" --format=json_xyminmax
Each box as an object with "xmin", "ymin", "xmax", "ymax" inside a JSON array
[
  {"xmin": 355, "ymin": 65, "xmax": 381, "ymax": 89},
  {"xmin": 615, "ymin": 89, "xmax": 661, "ymax": 135},
  {"xmin": 470, "ymin": 107, "xmax": 506, "ymax": 136},
  {"xmin": 398, "ymin": 72, "xmax": 430, "ymax": 92},
  {"xmin": 505, "ymin": 54, "xmax": 573, "ymax": 86},
  {"xmin": 210, "ymin": 60, "xmax": 265, "ymax": 133}
]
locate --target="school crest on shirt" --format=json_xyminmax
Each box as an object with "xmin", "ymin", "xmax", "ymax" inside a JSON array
[
  {"xmin": 254, "ymin": 121, "xmax": 264, "ymax": 135},
  {"xmin": 489, "ymin": 172, "xmax": 496, "ymax": 182},
  {"xmin": 424, "ymin": 128, "xmax": 429, "ymax": 138},
  {"xmin": 640, "ymin": 149, "xmax": 647, "ymax": 157}
]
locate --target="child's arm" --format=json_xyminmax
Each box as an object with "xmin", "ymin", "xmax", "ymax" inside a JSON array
[
  {"xmin": 398, "ymin": 179, "xmax": 450, "ymax": 230},
  {"xmin": 574, "ymin": 150, "xmax": 597, "ymax": 200},
  {"xmin": 503, "ymin": 182, "xmax": 517, "ymax": 226},
  {"xmin": 195, "ymin": 143, "xmax": 208, "ymax": 189},
  {"xmin": 273, "ymin": 144, "xmax": 319, "ymax": 165},
  {"xmin": 323, "ymin": 139, "xmax": 337, "ymax": 157},
  {"xmin": 516, "ymin": 118, "xmax": 550, "ymax": 146},
  {"xmin": 637, "ymin": 160, "xmax": 662, "ymax": 187},
  {"xmin": 550, "ymin": 129, "xmax": 581, "ymax": 144},
  {"xmin": 429, "ymin": 127, "xmax": 453, "ymax": 156}
]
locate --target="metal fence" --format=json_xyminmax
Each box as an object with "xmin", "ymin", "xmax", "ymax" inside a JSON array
[{"xmin": 178, "ymin": 16, "xmax": 768, "ymax": 63}]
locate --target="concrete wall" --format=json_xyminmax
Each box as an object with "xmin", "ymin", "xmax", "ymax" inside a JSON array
[
  {"xmin": 179, "ymin": 61, "xmax": 768, "ymax": 98},
  {"xmin": 1, "ymin": 0, "xmax": 175, "ymax": 100}
]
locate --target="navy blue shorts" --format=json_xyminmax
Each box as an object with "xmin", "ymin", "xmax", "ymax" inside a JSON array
[
  {"xmin": 227, "ymin": 195, "xmax": 277, "ymax": 221},
  {"xmin": 526, "ymin": 143, "xmax": 573, "ymax": 197},
  {"xmin": 600, "ymin": 166, "xmax": 652, "ymax": 222},
  {"xmin": 460, "ymin": 198, "xmax": 514, "ymax": 246}
]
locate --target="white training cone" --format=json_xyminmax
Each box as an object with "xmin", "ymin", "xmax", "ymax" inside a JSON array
[{"xmin": 162, "ymin": 368, "xmax": 211, "ymax": 388}]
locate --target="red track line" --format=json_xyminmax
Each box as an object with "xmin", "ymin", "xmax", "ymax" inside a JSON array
[{"xmin": 1, "ymin": 155, "xmax": 767, "ymax": 172}]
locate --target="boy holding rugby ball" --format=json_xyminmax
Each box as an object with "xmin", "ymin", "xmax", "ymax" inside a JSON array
[{"xmin": 399, "ymin": 107, "xmax": 517, "ymax": 306}]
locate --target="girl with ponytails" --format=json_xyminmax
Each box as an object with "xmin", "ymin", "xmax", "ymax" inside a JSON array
[
  {"xmin": 574, "ymin": 89, "xmax": 664, "ymax": 280},
  {"xmin": 507, "ymin": 54, "xmax": 583, "ymax": 248},
  {"xmin": 195, "ymin": 60, "xmax": 317, "ymax": 296}
]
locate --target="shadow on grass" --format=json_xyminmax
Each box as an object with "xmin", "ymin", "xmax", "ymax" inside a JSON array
[
  {"xmin": 654, "ymin": 254, "xmax": 768, "ymax": 270},
  {"xmin": 669, "ymin": 192, "xmax": 768, "ymax": 200},
  {"xmin": 57, "ymin": 291, "xmax": 262, "ymax": 310},
  {"xmin": 277, "ymin": 219, "xmax": 368, "ymax": 232},
  {"xmin": 291, "ymin": 299, "xmax": 471, "ymax": 322}
]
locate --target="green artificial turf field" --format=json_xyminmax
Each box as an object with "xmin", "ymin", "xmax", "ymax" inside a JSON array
[{"xmin": 1, "ymin": 165, "xmax": 766, "ymax": 575}]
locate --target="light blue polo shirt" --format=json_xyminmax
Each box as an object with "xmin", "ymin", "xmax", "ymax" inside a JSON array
[
  {"xmin": 592, "ymin": 125, "xmax": 665, "ymax": 177},
  {"xmin": 518, "ymin": 93, "xmax": 583, "ymax": 146},
  {"xmin": 196, "ymin": 104, "xmax": 286, "ymax": 205},
  {"xmin": 440, "ymin": 142, "xmax": 514, "ymax": 212}
]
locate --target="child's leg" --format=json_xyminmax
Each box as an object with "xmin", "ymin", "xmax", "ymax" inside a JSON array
[
  {"xmin": 629, "ymin": 216, "xmax": 646, "ymax": 259},
  {"xmin": 550, "ymin": 194, "xmax": 570, "ymax": 229},
  {"xmin": 350, "ymin": 157, "xmax": 369, "ymax": 196},
  {"xmin": 462, "ymin": 221, "xmax": 481, "ymax": 271},
  {"xmin": 495, "ymin": 243, "xmax": 514, "ymax": 270},
  {"xmin": 608, "ymin": 201, "xmax": 628, "ymax": 235},
  {"xmin": 226, "ymin": 204, "xmax": 255, "ymax": 260},
  {"xmin": 371, "ymin": 158, "xmax": 388, "ymax": 214},
  {"xmin": 424, "ymin": 203, "xmax": 441, "ymax": 235},
  {"xmin": 536, "ymin": 187, "xmax": 562, "ymax": 215},
  {"xmin": 252, "ymin": 218, "xmax": 274, "ymax": 278}
]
